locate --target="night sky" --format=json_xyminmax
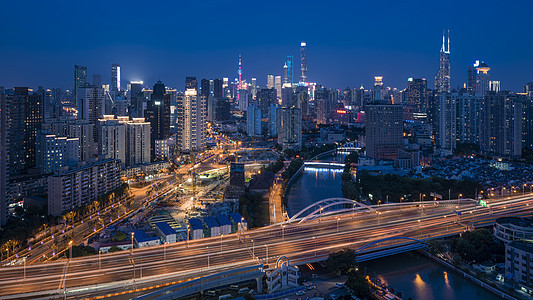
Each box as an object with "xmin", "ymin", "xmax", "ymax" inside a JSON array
[{"xmin": 1, "ymin": 0, "xmax": 532, "ymax": 92}]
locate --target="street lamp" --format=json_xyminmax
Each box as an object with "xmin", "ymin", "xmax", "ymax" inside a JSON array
[
  {"xmin": 207, "ymin": 246, "xmax": 210, "ymax": 268},
  {"xmin": 281, "ymin": 225, "xmax": 285, "ymax": 240},
  {"xmin": 458, "ymin": 194, "xmax": 462, "ymax": 208},
  {"xmin": 220, "ymin": 234, "xmax": 223, "ymax": 251},
  {"xmin": 130, "ymin": 232, "xmax": 134, "ymax": 255},
  {"xmin": 68, "ymin": 240, "xmax": 73, "ymax": 261},
  {"xmin": 336, "ymin": 217, "xmax": 340, "ymax": 233},
  {"xmin": 99, "ymin": 250, "xmax": 101, "ymax": 269},
  {"xmin": 251, "ymin": 239, "xmax": 254, "ymax": 258}
]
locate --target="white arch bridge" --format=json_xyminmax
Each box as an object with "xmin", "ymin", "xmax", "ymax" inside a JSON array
[
  {"xmin": 285, "ymin": 198, "xmax": 478, "ymax": 224},
  {"xmin": 286, "ymin": 198, "xmax": 375, "ymax": 224}
]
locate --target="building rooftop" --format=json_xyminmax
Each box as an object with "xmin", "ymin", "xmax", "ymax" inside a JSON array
[
  {"xmin": 229, "ymin": 212, "xmax": 247, "ymax": 224},
  {"xmin": 496, "ymin": 217, "xmax": 533, "ymax": 228},
  {"xmin": 188, "ymin": 218, "xmax": 204, "ymax": 231},
  {"xmin": 215, "ymin": 215, "xmax": 232, "ymax": 227},
  {"xmin": 133, "ymin": 230, "xmax": 158, "ymax": 243},
  {"xmin": 508, "ymin": 241, "xmax": 533, "ymax": 254},
  {"xmin": 203, "ymin": 216, "xmax": 220, "ymax": 229},
  {"xmin": 154, "ymin": 222, "xmax": 177, "ymax": 236}
]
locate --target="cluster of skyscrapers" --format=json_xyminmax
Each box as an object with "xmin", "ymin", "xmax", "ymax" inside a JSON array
[{"xmin": 1, "ymin": 34, "xmax": 533, "ymax": 227}]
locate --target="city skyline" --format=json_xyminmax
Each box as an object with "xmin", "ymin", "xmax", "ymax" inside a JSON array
[{"xmin": 1, "ymin": 1, "xmax": 533, "ymax": 91}]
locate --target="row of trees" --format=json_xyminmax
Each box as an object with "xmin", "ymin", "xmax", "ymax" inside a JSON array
[
  {"xmin": 325, "ymin": 248, "xmax": 370, "ymax": 298},
  {"xmin": 0, "ymin": 182, "xmax": 131, "ymax": 261},
  {"xmin": 342, "ymin": 168, "xmax": 482, "ymax": 204},
  {"xmin": 281, "ymin": 158, "xmax": 304, "ymax": 180}
]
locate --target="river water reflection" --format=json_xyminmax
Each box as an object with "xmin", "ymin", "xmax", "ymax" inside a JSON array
[
  {"xmin": 286, "ymin": 152, "xmax": 500, "ymax": 299},
  {"xmin": 285, "ymin": 152, "xmax": 347, "ymax": 217},
  {"xmin": 361, "ymin": 252, "xmax": 500, "ymax": 300}
]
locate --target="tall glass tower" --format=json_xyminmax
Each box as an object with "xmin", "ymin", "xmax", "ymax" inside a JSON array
[
  {"xmin": 435, "ymin": 30, "xmax": 451, "ymax": 93},
  {"xmin": 300, "ymin": 42, "xmax": 307, "ymax": 83}
]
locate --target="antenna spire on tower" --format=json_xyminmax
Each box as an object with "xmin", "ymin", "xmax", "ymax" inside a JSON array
[
  {"xmin": 447, "ymin": 29, "xmax": 450, "ymax": 53},
  {"xmin": 442, "ymin": 30, "xmax": 445, "ymax": 52}
]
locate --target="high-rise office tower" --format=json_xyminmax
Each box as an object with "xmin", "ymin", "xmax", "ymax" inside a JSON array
[
  {"xmin": 238, "ymin": 88, "xmax": 249, "ymax": 112},
  {"xmin": 372, "ymin": 76, "xmax": 384, "ymax": 101},
  {"xmin": 130, "ymin": 80, "xmax": 144, "ymax": 117},
  {"xmin": 201, "ymin": 78, "xmax": 212, "ymax": 121},
  {"xmin": 407, "ymin": 78, "xmax": 428, "ymax": 118},
  {"xmin": 275, "ymin": 76, "xmax": 282, "ymax": 99},
  {"xmin": 300, "ymin": 42, "xmax": 307, "ymax": 83},
  {"xmin": 268, "ymin": 103, "xmax": 278, "ymax": 136},
  {"xmin": 455, "ymin": 92, "xmax": 483, "ymax": 145},
  {"xmin": 93, "ymin": 74, "xmax": 102, "ymax": 87},
  {"xmin": 286, "ymin": 55, "xmax": 294, "ymax": 84},
  {"xmin": 277, "ymin": 107, "xmax": 302, "ymax": 150},
  {"xmin": 258, "ymin": 88, "xmax": 277, "ymax": 117},
  {"xmin": 251, "ymin": 78, "xmax": 257, "ymax": 98},
  {"xmin": 215, "ymin": 98, "xmax": 230, "ymax": 122},
  {"xmin": 145, "ymin": 80, "xmax": 171, "ymax": 160},
  {"xmin": 74, "ymin": 65, "xmax": 87, "ymax": 103},
  {"xmin": 213, "ymin": 78, "xmax": 223, "ymax": 98},
  {"xmin": 480, "ymin": 91, "xmax": 523, "ymax": 158},
  {"xmin": 185, "ymin": 77, "xmax": 198, "ymax": 90},
  {"xmin": 76, "ymin": 85, "xmax": 105, "ymax": 143},
  {"xmin": 36, "ymin": 131, "xmax": 79, "ymax": 174},
  {"xmin": 125, "ymin": 118, "xmax": 151, "ymax": 166},
  {"xmin": 281, "ymin": 84, "xmax": 294, "ymax": 107},
  {"xmin": 467, "ymin": 60, "xmax": 491, "ymax": 97},
  {"xmin": 246, "ymin": 103, "xmax": 261, "ymax": 137},
  {"xmin": 295, "ymin": 85, "xmax": 309, "ymax": 119},
  {"xmin": 435, "ymin": 30, "xmax": 451, "ymax": 93},
  {"xmin": 365, "ymin": 105, "xmax": 403, "ymax": 160},
  {"xmin": 475, "ymin": 61, "xmax": 490, "ymax": 96},
  {"xmin": 8, "ymin": 88, "xmax": 43, "ymax": 173},
  {"xmin": 436, "ymin": 93, "xmax": 457, "ymax": 152},
  {"xmin": 282, "ymin": 63, "xmax": 289, "ymax": 84},
  {"xmin": 111, "ymin": 64, "xmax": 121, "ymax": 92},
  {"xmin": 177, "ymin": 88, "xmax": 206, "ymax": 152},
  {"xmin": 98, "ymin": 115, "xmax": 127, "ymax": 166},
  {"xmin": 315, "ymin": 86, "xmax": 330, "ymax": 125},
  {"xmin": 267, "ymin": 75, "xmax": 275, "ymax": 89}
]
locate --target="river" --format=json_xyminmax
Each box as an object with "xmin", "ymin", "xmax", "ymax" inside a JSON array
[
  {"xmin": 285, "ymin": 152, "xmax": 347, "ymax": 217},
  {"xmin": 285, "ymin": 152, "xmax": 501, "ymax": 300},
  {"xmin": 360, "ymin": 252, "xmax": 500, "ymax": 300}
]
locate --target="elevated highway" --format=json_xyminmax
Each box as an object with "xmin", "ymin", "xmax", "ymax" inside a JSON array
[{"xmin": 0, "ymin": 195, "xmax": 532, "ymax": 299}]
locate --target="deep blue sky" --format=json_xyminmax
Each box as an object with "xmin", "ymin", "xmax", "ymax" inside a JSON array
[{"xmin": 1, "ymin": 0, "xmax": 532, "ymax": 92}]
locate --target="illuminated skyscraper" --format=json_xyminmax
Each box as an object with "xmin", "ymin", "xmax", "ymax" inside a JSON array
[
  {"xmin": 435, "ymin": 30, "xmax": 451, "ymax": 93},
  {"xmin": 475, "ymin": 61, "xmax": 491, "ymax": 96},
  {"xmin": 267, "ymin": 75, "xmax": 274, "ymax": 89},
  {"xmin": 277, "ymin": 106, "xmax": 302, "ymax": 151},
  {"xmin": 365, "ymin": 104, "xmax": 403, "ymax": 159},
  {"xmin": 300, "ymin": 42, "xmax": 307, "ymax": 83},
  {"xmin": 407, "ymin": 78, "xmax": 428, "ymax": 116},
  {"xmin": 111, "ymin": 63, "xmax": 120, "ymax": 91},
  {"xmin": 177, "ymin": 88, "xmax": 206, "ymax": 152},
  {"xmin": 145, "ymin": 80, "xmax": 171, "ymax": 160},
  {"xmin": 274, "ymin": 76, "xmax": 282, "ymax": 98},
  {"xmin": 282, "ymin": 62, "xmax": 289, "ymax": 84},
  {"xmin": 74, "ymin": 65, "xmax": 87, "ymax": 102},
  {"xmin": 286, "ymin": 55, "xmax": 294, "ymax": 84}
]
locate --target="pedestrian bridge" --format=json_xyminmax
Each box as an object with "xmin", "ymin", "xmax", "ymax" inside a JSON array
[{"xmin": 286, "ymin": 198, "xmax": 375, "ymax": 224}]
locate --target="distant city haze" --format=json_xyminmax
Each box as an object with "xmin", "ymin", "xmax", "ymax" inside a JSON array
[{"xmin": 1, "ymin": 0, "xmax": 532, "ymax": 91}]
